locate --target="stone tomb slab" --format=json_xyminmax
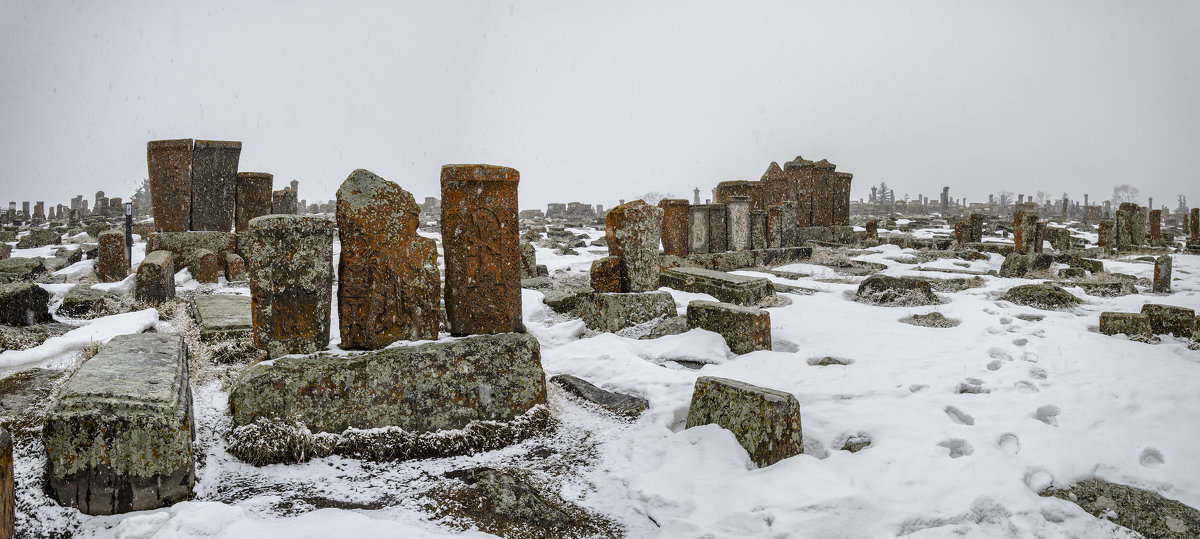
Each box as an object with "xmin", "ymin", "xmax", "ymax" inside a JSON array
[
  {"xmin": 660, "ymin": 267, "xmax": 775, "ymax": 306},
  {"xmin": 191, "ymin": 294, "xmax": 252, "ymax": 342},
  {"xmin": 43, "ymin": 333, "xmax": 194, "ymax": 515}
]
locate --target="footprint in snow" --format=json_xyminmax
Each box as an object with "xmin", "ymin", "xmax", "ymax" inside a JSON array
[
  {"xmin": 937, "ymin": 439, "xmax": 974, "ymax": 458},
  {"xmin": 1028, "ymin": 367, "xmax": 1047, "ymax": 379},
  {"xmin": 1139, "ymin": 448, "xmax": 1165, "ymax": 468},
  {"xmin": 999, "ymin": 316, "xmax": 1013, "ymax": 325},
  {"xmin": 1033, "ymin": 405, "xmax": 1060, "ymax": 426},
  {"xmin": 944, "ymin": 406, "xmax": 975, "ymax": 425},
  {"xmin": 1015, "ymin": 381, "xmax": 1040, "ymax": 393},
  {"xmin": 1020, "ymin": 351, "xmax": 1039, "ymax": 363},
  {"xmin": 988, "ymin": 348, "xmax": 1012, "ymax": 361},
  {"xmin": 997, "ymin": 433, "xmax": 1021, "ymax": 455},
  {"xmin": 986, "ymin": 360, "xmax": 1003, "ymax": 371},
  {"xmin": 1012, "ymin": 337, "xmax": 1028, "ymax": 347}
]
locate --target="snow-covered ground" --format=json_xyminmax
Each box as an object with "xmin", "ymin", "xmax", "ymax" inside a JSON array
[{"xmin": 4, "ymin": 225, "xmax": 1200, "ymax": 538}]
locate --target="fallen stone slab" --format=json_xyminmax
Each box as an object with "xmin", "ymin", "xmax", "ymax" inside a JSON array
[
  {"xmin": 55, "ymin": 285, "xmax": 115, "ymax": 318},
  {"xmin": 1050, "ymin": 280, "xmax": 1136, "ymax": 297},
  {"xmin": 855, "ymin": 275, "xmax": 940, "ymax": 306},
  {"xmin": 1000, "ymin": 284, "xmax": 1081, "ymax": 310},
  {"xmin": 0, "ymin": 283, "xmax": 51, "ymax": 326},
  {"xmin": 686, "ymin": 300, "xmax": 771, "ymax": 355},
  {"xmin": 550, "ymin": 374, "xmax": 648, "ymax": 417},
  {"xmin": 1041, "ymin": 478, "xmax": 1200, "ymax": 539},
  {"xmin": 191, "ymin": 295, "xmax": 252, "ymax": 342},
  {"xmin": 229, "ymin": 332, "xmax": 547, "ymax": 434},
  {"xmin": 1099, "ymin": 312, "xmax": 1152, "ymax": 339},
  {"xmin": 147, "ymin": 231, "xmax": 236, "ymax": 272},
  {"xmin": 16, "ymin": 229, "xmax": 59, "ymax": 249},
  {"xmin": 0, "ymin": 257, "xmax": 46, "ymax": 284},
  {"xmin": 1141, "ymin": 304, "xmax": 1194, "ymax": 338},
  {"xmin": 0, "ymin": 368, "xmax": 64, "ymax": 420},
  {"xmin": 685, "ymin": 376, "xmax": 802, "ymax": 468},
  {"xmin": 43, "ymin": 333, "xmax": 195, "ymax": 515},
  {"xmin": 659, "ymin": 267, "xmax": 775, "ymax": 306}
]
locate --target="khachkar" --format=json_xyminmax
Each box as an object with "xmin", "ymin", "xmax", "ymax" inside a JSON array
[
  {"xmin": 336, "ymin": 169, "xmax": 440, "ymax": 349},
  {"xmin": 147, "ymin": 139, "xmax": 194, "ymax": 232},
  {"xmin": 441, "ymin": 164, "xmax": 522, "ymax": 336},
  {"xmin": 235, "ymin": 172, "xmax": 273, "ymax": 232},
  {"xmin": 658, "ymin": 198, "xmax": 690, "ymax": 257},
  {"xmin": 190, "ymin": 140, "xmax": 242, "ymax": 231},
  {"xmin": 248, "ymin": 215, "xmax": 334, "ymax": 358}
]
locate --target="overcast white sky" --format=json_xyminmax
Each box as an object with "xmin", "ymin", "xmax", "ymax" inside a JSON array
[{"xmin": 1, "ymin": 1, "xmax": 1197, "ymax": 211}]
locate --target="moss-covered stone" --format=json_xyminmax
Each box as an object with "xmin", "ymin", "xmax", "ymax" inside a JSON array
[
  {"xmin": 43, "ymin": 333, "xmax": 194, "ymax": 515},
  {"xmin": 15, "ymin": 229, "xmax": 59, "ymax": 249},
  {"xmin": 1099, "ymin": 312, "xmax": 1152, "ymax": 338},
  {"xmin": 0, "ymin": 257, "xmax": 46, "ymax": 284},
  {"xmin": 998, "ymin": 252, "xmax": 1029, "ymax": 278},
  {"xmin": 855, "ymin": 275, "xmax": 939, "ymax": 306},
  {"xmin": 641, "ymin": 315, "xmax": 689, "ymax": 340},
  {"xmin": 1058, "ymin": 267, "xmax": 1086, "ymax": 279},
  {"xmin": 576, "ymin": 291, "xmax": 675, "ymax": 333},
  {"xmin": 1041, "ymin": 478, "xmax": 1200, "ymax": 538},
  {"xmin": 147, "ymin": 231, "xmax": 236, "ymax": 273},
  {"xmin": 135, "ymin": 250, "xmax": 175, "ymax": 305},
  {"xmin": 55, "ymin": 285, "xmax": 114, "ymax": 319},
  {"xmin": 1052, "ymin": 280, "xmax": 1137, "ymax": 297},
  {"xmin": 1000, "ymin": 284, "xmax": 1081, "ymax": 310},
  {"xmin": 1140, "ymin": 304, "xmax": 1194, "ymax": 338},
  {"xmin": 1153, "ymin": 255, "xmax": 1172, "ymax": 293},
  {"xmin": 229, "ymin": 332, "xmax": 546, "ymax": 434},
  {"xmin": 685, "ymin": 376, "xmax": 802, "ymax": 468},
  {"xmin": 248, "ymin": 215, "xmax": 334, "ymax": 358},
  {"xmin": 191, "ymin": 294, "xmax": 252, "ymax": 342},
  {"xmin": 659, "ymin": 267, "xmax": 775, "ymax": 306},
  {"xmin": 0, "ymin": 283, "xmax": 50, "ymax": 326},
  {"xmin": 904, "ymin": 311, "xmax": 959, "ymax": 328},
  {"xmin": 686, "ymin": 300, "xmax": 771, "ymax": 355},
  {"xmin": 589, "ymin": 256, "xmax": 622, "ymax": 293}
]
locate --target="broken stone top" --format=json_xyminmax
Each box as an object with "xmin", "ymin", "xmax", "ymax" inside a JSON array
[
  {"xmin": 147, "ymin": 138, "xmax": 193, "ymax": 150},
  {"xmin": 783, "ymin": 155, "xmax": 813, "ymax": 170},
  {"xmin": 812, "ymin": 159, "xmax": 836, "ymax": 170},
  {"xmin": 55, "ymin": 333, "xmax": 186, "ymax": 411},
  {"xmin": 193, "ymin": 139, "xmax": 242, "ymax": 150},
  {"xmin": 337, "ymin": 169, "xmax": 419, "ymax": 223},
  {"xmin": 441, "ymin": 164, "xmax": 519, "ymax": 183},
  {"xmin": 660, "ymin": 198, "xmax": 690, "ymax": 207}
]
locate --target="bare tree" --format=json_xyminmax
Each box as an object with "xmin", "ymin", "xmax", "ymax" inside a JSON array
[
  {"xmin": 1035, "ymin": 191, "xmax": 1051, "ymax": 205},
  {"xmin": 1112, "ymin": 184, "xmax": 1140, "ymax": 205},
  {"xmin": 997, "ymin": 191, "xmax": 1012, "ymax": 210},
  {"xmin": 1177, "ymin": 195, "xmax": 1188, "ymax": 215},
  {"xmin": 637, "ymin": 191, "xmax": 673, "ymax": 205}
]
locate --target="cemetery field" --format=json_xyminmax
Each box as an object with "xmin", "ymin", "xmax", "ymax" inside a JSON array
[{"xmin": 2, "ymin": 224, "xmax": 1199, "ymax": 538}]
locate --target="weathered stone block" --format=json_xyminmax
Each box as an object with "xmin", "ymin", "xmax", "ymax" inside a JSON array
[
  {"xmin": 551, "ymin": 374, "xmax": 647, "ymax": 417},
  {"xmin": 191, "ymin": 248, "xmax": 219, "ymax": 284},
  {"xmin": 224, "ymin": 253, "xmax": 246, "ymax": 281},
  {"xmin": 606, "ymin": 200, "xmax": 663, "ymax": 293},
  {"xmin": 248, "ymin": 215, "xmax": 334, "ymax": 358},
  {"xmin": 190, "ymin": 140, "xmax": 241, "ymax": 232},
  {"xmin": 192, "ymin": 294, "xmax": 252, "ymax": 342},
  {"xmin": 659, "ymin": 199, "xmax": 690, "ymax": 257},
  {"xmin": 1001, "ymin": 284, "xmax": 1081, "ymax": 310},
  {"xmin": 688, "ymin": 205, "xmax": 710, "ymax": 254},
  {"xmin": 707, "ymin": 204, "xmax": 728, "ymax": 253},
  {"xmin": 1140, "ymin": 304, "xmax": 1194, "ymax": 338},
  {"xmin": 726, "ymin": 196, "xmax": 752, "ymax": 252},
  {"xmin": 336, "ymin": 169, "xmax": 440, "ymax": 349},
  {"xmin": 147, "ymin": 139, "xmax": 193, "ymax": 232},
  {"xmin": 441, "ymin": 164, "xmax": 522, "ymax": 336},
  {"xmin": 590, "ymin": 256, "xmax": 622, "ymax": 293},
  {"xmin": 0, "ymin": 428, "xmax": 10, "ymax": 538},
  {"xmin": 235, "ymin": 172, "xmax": 273, "ymax": 233},
  {"xmin": 229, "ymin": 333, "xmax": 546, "ymax": 433},
  {"xmin": 56, "ymin": 285, "xmax": 114, "ymax": 319},
  {"xmin": 0, "ymin": 282, "xmax": 51, "ymax": 326},
  {"xmin": 751, "ymin": 210, "xmax": 768, "ymax": 250},
  {"xmin": 660, "ymin": 267, "xmax": 775, "ymax": 306},
  {"xmin": 0, "ymin": 243, "xmax": 8, "ymax": 260},
  {"xmin": 685, "ymin": 376, "xmax": 801, "ymax": 468},
  {"xmin": 686, "ymin": 300, "xmax": 771, "ymax": 354},
  {"xmin": 271, "ymin": 189, "xmax": 297, "ymax": 215},
  {"xmin": 855, "ymin": 275, "xmax": 939, "ymax": 306},
  {"xmin": 1099, "ymin": 312, "xmax": 1152, "ymax": 338},
  {"xmin": 519, "ymin": 241, "xmax": 538, "ymax": 279},
  {"xmin": 43, "ymin": 333, "xmax": 194, "ymax": 515},
  {"xmin": 1153, "ymin": 255, "xmax": 1172, "ymax": 293},
  {"xmin": 0, "ymin": 257, "xmax": 46, "ymax": 284},
  {"xmin": 16, "ymin": 228, "xmax": 59, "ymax": 249},
  {"xmin": 147, "ymin": 231, "xmax": 236, "ymax": 273},
  {"xmin": 579, "ymin": 291, "xmax": 676, "ymax": 333},
  {"xmin": 95, "ymin": 229, "xmax": 128, "ymax": 282},
  {"xmin": 135, "ymin": 251, "xmax": 176, "ymax": 304}
]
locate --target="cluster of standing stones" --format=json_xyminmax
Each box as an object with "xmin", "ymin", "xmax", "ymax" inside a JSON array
[{"xmin": 6, "ymin": 143, "xmax": 1200, "ymax": 528}]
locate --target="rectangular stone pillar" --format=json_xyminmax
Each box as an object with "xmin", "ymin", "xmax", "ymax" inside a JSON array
[
  {"xmin": 235, "ymin": 172, "xmax": 274, "ymax": 232},
  {"xmin": 726, "ymin": 196, "xmax": 752, "ymax": 252},
  {"xmin": 271, "ymin": 189, "xmax": 297, "ymax": 215},
  {"xmin": 1191, "ymin": 208, "xmax": 1199, "ymax": 239},
  {"xmin": 706, "ymin": 204, "xmax": 728, "ymax": 253},
  {"xmin": 687, "ymin": 205, "xmax": 710, "ymax": 254},
  {"xmin": 1149, "ymin": 209, "xmax": 1162, "ymax": 246},
  {"xmin": 147, "ymin": 139, "xmax": 193, "ymax": 232},
  {"xmin": 190, "ymin": 139, "xmax": 242, "ymax": 231},
  {"xmin": 779, "ymin": 201, "xmax": 798, "ymax": 247},
  {"xmin": 248, "ymin": 215, "xmax": 334, "ymax": 358},
  {"xmin": 659, "ymin": 199, "xmax": 690, "ymax": 257},
  {"xmin": 1099, "ymin": 220, "xmax": 1115, "ymax": 249},
  {"xmin": 751, "ymin": 210, "xmax": 767, "ymax": 250},
  {"xmin": 441, "ymin": 164, "xmax": 522, "ymax": 336},
  {"xmin": 767, "ymin": 206, "xmax": 781, "ymax": 248}
]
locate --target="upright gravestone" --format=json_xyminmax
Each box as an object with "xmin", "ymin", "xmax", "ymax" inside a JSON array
[
  {"xmin": 248, "ymin": 215, "xmax": 334, "ymax": 358},
  {"xmin": 658, "ymin": 199, "xmax": 690, "ymax": 257},
  {"xmin": 271, "ymin": 189, "xmax": 298, "ymax": 215},
  {"xmin": 865, "ymin": 219, "xmax": 879, "ymax": 241},
  {"xmin": 1191, "ymin": 208, "xmax": 1200, "ymax": 240},
  {"xmin": 969, "ymin": 213, "xmax": 984, "ymax": 243},
  {"xmin": 1153, "ymin": 255, "xmax": 1172, "ymax": 294},
  {"xmin": 767, "ymin": 206, "xmax": 782, "ymax": 248},
  {"xmin": 190, "ymin": 140, "xmax": 242, "ymax": 232},
  {"xmin": 1131, "ymin": 205, "xmax": 1149, "ymax": 247},
  {"xmin": 96, "ymin": 229, "xmax": 128, "ymax": 283},
  {"xmin": 726, "ymin": 196, "xmax": 752, "ymax": 252},
  {"xmin": 1098, "ymin": 220, "xmax": 1115, "ymax": 250},
  {"xmin": 147, "ymin": 139, "xmax": 193, "ymax": 232},
  {"xmin": 779, "ymin": 201, "xmax": 798, "ymax": 247},
  {"xmin": 441, "ymin": 164, "xmax": 522, "ymax": 336},
  {"xmin": 750, "ymin": 210, "xmax": 768, "ymax": 250},
  {"xmin": 706, "ymin": 204, "xmax": 728, "ymax": 253},
  {"xmin": 336, "ymin": 169, "xmax": 440, "ymax": 349},
  {"xmin": 606, "ymin": 200, "xmax": 663, "ymax": 293},
  {"xmin": 1149, "ymin": 209, "xmax": 1162, "ymax": 247},
  {"xmin": 687, "ymin": 205, "xmax": 710, "ymax": 254},
  {"xmin": 236, "ymin": 172, "xmax": 274, "ymax": 232}
]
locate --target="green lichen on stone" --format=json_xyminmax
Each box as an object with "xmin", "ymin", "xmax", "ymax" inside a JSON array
[
  {"xmin": 1041, "ymin": 478, "xmax": 1200, "ymax": 538},
  {"xmin": 685, "ymin": 376, "xmax": 802, "ymax": 468},
  {"xmin": 687, "ymin": 300, "xmax": 771, "ymax": 355},
  {"xmin": 191, "ymin": 294, "xmax": 252, "ymax": 342},
  {"xmin": 579, "ymin": 291, "xmax": 676, "ymax": 333},
  {"xmin": 1000, "ymin": 284, "xmax": 1081, "ymax": 310},
  {"xmin": 1140, "ymin": 304, "xmax": 1195, "ymax": 338},
  {"xmin": 229, "ymin": 332, "xmax": 547, "ymax": 434},
  {"xmin": 659, "ymin": 267, "xmax": 776, "ymax": 306},
  {"xmin": 1099, "ymin": 312, "xmax": 1153, "ymax": 339},
  {"xmin": 855, "ymin": 275, "xmax": 940, "ymax": 306}
]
